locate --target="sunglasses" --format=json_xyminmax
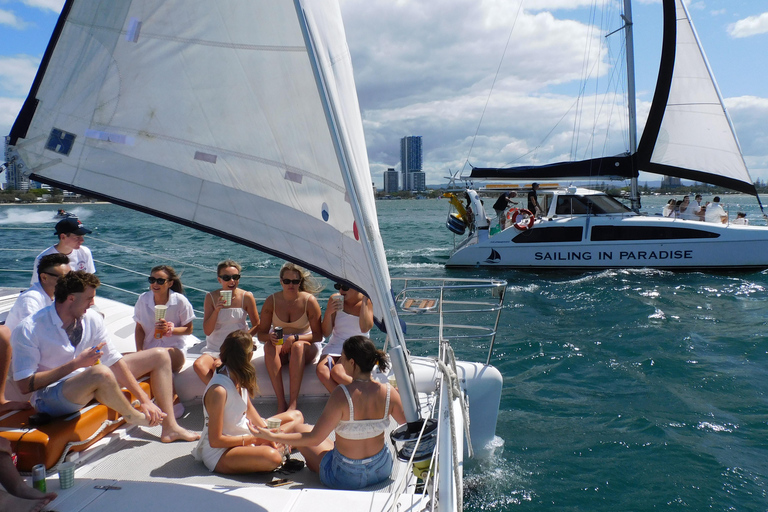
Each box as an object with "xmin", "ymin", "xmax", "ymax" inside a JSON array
[
  {"xmin": 219, "ymin": 274, "xmax": 241, "ymax": 281},
  {"xmin": 282, "ymin": 278, "xmax": 301, "ymax": 285},
  {"xmin": 41, "ymin": 271, "xmax": 64, "ymax": 279},
  {"xmin": 148, "ymin": 276, "xmax": 168, "ymax": 285},
  {"xmin": 334, "ymin": 283, "xmax": 350, "ymax": 291}
]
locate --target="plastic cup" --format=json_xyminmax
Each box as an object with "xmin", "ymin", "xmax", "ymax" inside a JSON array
[
  {"xmin": 266, "ymin": 417, "xmax": 281, "ymax": 432},
  {"xmin": 333, "ymin": 294, "xmax": 344, "ymax": 309},
  {"xmin": 58, "ymin": 461, "xmax": 75, "ymax": 489},
  {"xmin": 220, "ymin": 290, "xmax": 232, "ymax": 306},
  {"xmin": 388, "ymin": 375, "xmax": 398, "ymax": 389},
  {"xmin": 154, "ymin": 305, "xmax": 168, "ymax": 339}
]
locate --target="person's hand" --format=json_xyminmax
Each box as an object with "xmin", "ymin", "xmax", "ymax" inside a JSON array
[
  {"xmin": 139, "ymin": 401, "xmax": 166, "ymax": 427},
  {"xmin": 214, "ymin": 294, "xmax": 227, "ymax": 311},
  {"xmin": 248, "ymin": 422, "xmax": 276, "ymax": 441},
  {"xmin": 74, "ymin": 342, "xmax": 105, "ymax": 368}
]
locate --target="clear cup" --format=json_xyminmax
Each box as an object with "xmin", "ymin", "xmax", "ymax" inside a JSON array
[
  {"xmin": 333, "ymin": 294, "xmax": 344, "ymax": 310},
  {"xmin": 266, "ymin": 417, "xmax": 282, "ymax": 432},
  {"xmin": 154, "ymin": 305, "xmax": 168, "ymax": 339},
  {"xmin": 220, "ymin": 290, "xmax": 232, "ymax": 306},
  {"xmin": 58, "ymin": 461, "xmax": 75, "ymax": 489}
]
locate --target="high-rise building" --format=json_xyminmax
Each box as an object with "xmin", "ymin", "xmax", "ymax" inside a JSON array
[
  {"xmin": 383, "ymin": 168, "xmax": 398, "ymax": 193},
  {"xmin": 3, "ymin": 136, "xmax": 29, "ymax": 191},
  {"xmin": 411, "ymin": 171, "xmax": 426, "ymax": 192},
  {"xmin": 400, "ymin": 136, "xmax": 422, "ymax": 191}
]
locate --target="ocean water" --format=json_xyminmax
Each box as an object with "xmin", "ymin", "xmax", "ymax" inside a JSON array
[{"xmin": 1, "ymin": 194, "xmax": 768, "ymax": 511}]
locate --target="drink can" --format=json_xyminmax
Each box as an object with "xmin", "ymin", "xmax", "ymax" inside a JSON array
[
  {"xmin": 274, "ymin": 326, "xmax": 283, "ymax": 346},
  {"xmin": 32, "ymin": 464, "xmax": 46, "ymax": 492}
]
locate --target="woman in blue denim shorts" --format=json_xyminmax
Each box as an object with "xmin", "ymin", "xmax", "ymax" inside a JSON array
[{"xmin": 250, "ymin": 335, "xmax": 406, "ymax": 489}]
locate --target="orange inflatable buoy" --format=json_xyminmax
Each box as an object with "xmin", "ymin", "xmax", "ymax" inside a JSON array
[{"xmin": 511, "ymin": 209, "xmax": 535, "ymax": 230}]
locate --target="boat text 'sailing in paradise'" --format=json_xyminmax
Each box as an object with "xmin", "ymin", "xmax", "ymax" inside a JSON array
[
  {"xmin": 5, "ymin": 0, "xmax": 503, "ymax": 510},
  {"xmin": 446, "ymin": 0, "xmax": 768, "ymax": 271}
]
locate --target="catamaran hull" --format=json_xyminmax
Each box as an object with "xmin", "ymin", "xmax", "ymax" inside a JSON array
[{"xmin": 447, "ymin": 216, "xmax": 768, "ymax": 270}]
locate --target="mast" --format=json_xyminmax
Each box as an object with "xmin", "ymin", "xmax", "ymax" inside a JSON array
[{"xmin": 623, "ymin": 0, "xmax": 640, "ymax": 211}]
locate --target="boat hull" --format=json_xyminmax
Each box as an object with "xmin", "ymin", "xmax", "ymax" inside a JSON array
[{"xmin": 447, "ymin": 215, "xmax": 768, "ymax": 270}]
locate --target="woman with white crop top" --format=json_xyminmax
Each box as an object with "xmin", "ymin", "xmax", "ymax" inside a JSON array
[
  {"xmin": 250, "ymin": 336, "xmax": 406, "ymax": 490},
  {"xmin": 317, "ymin": 283, "xmax": 373, "ymax": 392}
]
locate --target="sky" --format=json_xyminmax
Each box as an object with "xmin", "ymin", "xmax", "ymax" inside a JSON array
[{"xmin": 1, "ymin": 0, "xmax": 767, "ymax": 189}]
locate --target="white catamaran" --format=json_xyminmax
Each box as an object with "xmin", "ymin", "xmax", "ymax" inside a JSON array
[
  {"xmin": 445, "ymin": 0, "xmax": 768, "ymax": 271},
  {"xmin": 2, "ymin": 1, "xmax": 504, "ymax": 510}
]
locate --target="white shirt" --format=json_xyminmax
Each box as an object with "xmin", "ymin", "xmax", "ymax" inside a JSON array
[
  {"xmin": 133, "ymin": 290, "xmax": 196, "ymax": 351},
  {"xmin": 4, "ymin": 282, "xmax": 52, "ymax": 331},
  {"xmin": 31, "ymin": 245, "xmax": 95, "ymax": 285},
  {"xmin": 705, "ymin": 203, "xmax": 726, "ymax": 223},
  {"xmin": 11, "ymin": 306, "xmax": 122, "ymax": 402}
]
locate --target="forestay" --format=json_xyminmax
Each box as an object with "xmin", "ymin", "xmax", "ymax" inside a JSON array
[{"xmin": 9, "ymin": 0, "xmax": 389, "ymax": 320}]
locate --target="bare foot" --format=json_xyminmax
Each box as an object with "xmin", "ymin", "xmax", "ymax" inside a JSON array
[
  {"xmin": 124, "ymin": 410, "xmax": 152, "ymax": 427},
  {"xmin": 287, "ymin": 400, "xmax": 298, "ymax": 412},
  {"xmin": 276, "ymin": 398, "xmax": 288, "ymax": 414},
  {"xmin": 0, "ymin": 400, "xmax": 32, "ymax": 414},
  {"xmin": 0, "ymin": 490, "xmax": 55, "ymax": 512},
  {"xmin": 160, "ymin": 426, "xmax": 200, "ymax": 443}
]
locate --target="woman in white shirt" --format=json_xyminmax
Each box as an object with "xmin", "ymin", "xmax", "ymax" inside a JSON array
[
  {"xmin": 133, "ymin": 265, "xmax": 195, "ymax": 373},
  {"xmin": 317, "ymin": 284, "xmax": 373, "ymax": 392}
]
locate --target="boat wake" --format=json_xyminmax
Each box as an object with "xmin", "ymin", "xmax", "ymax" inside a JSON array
[{"xmin": 0, "ymin": 207, "xmax": 92, "ymax": 225}]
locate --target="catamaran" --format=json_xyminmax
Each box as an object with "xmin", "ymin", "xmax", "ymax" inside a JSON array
[
  {"xmin": 445, "ymin": 0, "xmax": 768, "ymax": 271},
  {"xmin": 2, "ymin": 0, "xmax": 504, "ymax": 510}
]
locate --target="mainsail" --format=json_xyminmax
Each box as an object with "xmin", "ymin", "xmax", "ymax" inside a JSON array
[
  {"xmin": 470, "ymin": 0, "xmax": 756, "ymax": 196},
  {"xmin": 8, "ymin": 0, "xmax": 391, "ymax": 321}
]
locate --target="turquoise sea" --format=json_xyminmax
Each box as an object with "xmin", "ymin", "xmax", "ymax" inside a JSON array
[{"xmin": 2, "ymin": 193, "xmax": 768, "ymax": 511}]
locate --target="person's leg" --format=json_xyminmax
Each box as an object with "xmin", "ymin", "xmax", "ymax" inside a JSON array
[
  {"xmin": 316, "ymin": 354, "xmax": 334, "ymax": 392},
  {"xmin": 293, "ymin": 423, "xmax": 333, "ymax": 473},
  {"xmin": 60, "ymin": 366, "xmax": 150, "ymax": 426},
  {"xmin": 121, "ymin": 349, "xmax": 199, "ymax": 442},
  {"xmin": 264, "ymin": 342, "xmax": 287, "ymax": 413},
  {"xmin": 0, "ymin": 491, "xmax": 55, "ymax": 512},
  {"xmin": 0, "ymin": 326, "xmax": 31, "ymax": 413},
  {"xmin": 213, "ymin": 445, "xmax": 283, "ymax": 474},
  {"xmin": 287, "ymin": 342, "xmax": 318, "ymax": 411},
  {"xmin": 330, "ymin": 359, "xmax": 352, "ymax": 387},
  {"xmin": 0, "ymin": 439, "xmax": 57, "ymax": 505},
  {"xmin": 167, "ymin": 347, "xmax": 185, "ymax": 374},
  {"xmin": 272, "ymin": 409, "xmax": 303, "ymax": 432},
  {"xmin": 192, "ymin": 353, "xmax": 218, "ymax": 384}
]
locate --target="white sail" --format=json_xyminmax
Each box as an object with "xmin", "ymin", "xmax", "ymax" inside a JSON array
[
  {"xmin": 9, "ymin": 0, "xmax": 389, "ymax": 320},
  {"xmin": 649, "ymin": 0, "xmax": 751, "ymax": 187}
]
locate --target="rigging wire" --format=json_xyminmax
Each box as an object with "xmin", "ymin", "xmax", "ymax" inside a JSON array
[{"xmin": 460, "ymin": 0, "xmax": 525, "ymax": 175}]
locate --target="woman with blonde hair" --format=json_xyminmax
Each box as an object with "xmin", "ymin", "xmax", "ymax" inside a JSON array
[
  {"xmin": 193, "ymin": 260, "xmax": 260, "ymax": 384},
  {"xmin": 256, "ymin": 262, "xmax": 323, "ymax": 412},
  {"xmin": 133, "ymin": 265, "xmax": 194, "ymax": 373},
  {"xmin": 251, "ymin": 336, "xmax": 405, "ymax": 489},
  {"xmin": 193, "ymin": 330, "xmax": 303, "ymax": 474}
]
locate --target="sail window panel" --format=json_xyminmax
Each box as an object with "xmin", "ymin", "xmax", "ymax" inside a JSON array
[
  {"xmin": 512, "ymin": 227, "xmax": 583, "ymax": 243},
  {"xmin": 590, "ymin": 225, "xmax": 720, "ymax": 241}
]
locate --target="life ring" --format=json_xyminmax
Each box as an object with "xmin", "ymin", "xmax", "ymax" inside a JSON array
[
  {"xmin": 506, "ymin": 208, "xmax": 519, "ymax": 220},
  {"xmin": 511, "ymin": 208, "xmax": 535, "ymax": 230}
]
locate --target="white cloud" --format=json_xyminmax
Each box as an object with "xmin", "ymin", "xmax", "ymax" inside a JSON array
[
  {"xmin": 728, "ymin": 12, "xmax": 768, "ymax": 38},
  {"xmin": 0, "ymin": 55, "xmax": 39, "ymax": 95},
  {"xmin": 0, "ymin": 97, "xmax": 25, "ymax": 137},
  {"xmin": 22, "ymin": 0, "xmax": 64, "ymax": 13},
  {"xmin": 0, "ymin": 8, "xmax": 27, "ymax": 28}
]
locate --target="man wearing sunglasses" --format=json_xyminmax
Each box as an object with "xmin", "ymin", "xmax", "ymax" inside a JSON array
[
  {"xmin": 10, "ymin": 271, "xmax": 199, "ymax": 443},
  {"xmin": 0, "ymin": 253, "xmax": 71, "ymax": 413},
  {"xmin": 30, "ymin": 218, "xmax": 95, "ymax": 286}
]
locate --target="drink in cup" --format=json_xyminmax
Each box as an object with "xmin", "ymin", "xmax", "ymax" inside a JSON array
[
  {"xmin": 220, "ymin": 289, "xmax": 232, "ymax": 307},
  {"xmin": 266, "ymin": 417, "xmax": 282, "ymax": 432},
  {"xmin": 333, "ymin": 294, "xmax": 344, "ymax": 310},
  {"xmin": 154, "ymin": 305, "xmax": 168, "ymax": 339},
  {"xmin": 274, "ymin": 326, "xmax": 283, "ymax": 346}
]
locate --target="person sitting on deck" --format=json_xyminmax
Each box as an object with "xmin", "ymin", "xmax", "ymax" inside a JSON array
[
  {"xmin": 704, "ymin": 196, "xmax": 728, "ymax": 224},
  {"xmin": 662, "ymin": 199, "xmax": 676, "ymax": 217},
  {"xmin": 133, "ymin": 265, "xmax": 195, "ymax": 374},
  {"xmin": 317, "ymin": 284, "xmax": 373, "ymax": 392},
  {"xmin": 11, "ymin": 271, "xmax": 199, "ymax": 443},
  {"xmin": 678, "ymin": 196, "xmax": 698, "ymax": 220},
  {"xmin": 0, "ymin": 437, "xmax": 57, "ymax": 512},
  {"xmin": 193, "ymin": 330, "xmax": 302, "ymax": 474},
  {"xmin": 250, "ymin": 335, "xmax": 406, "ymax": 490},
  {"xmin": 0, "ymin": 253, "xmax": 71, "ymax": 414},
  {"xmin": 732, "ymin": 212, "xmax": 749, "ymax": 225},
  {"xmin": 193, "ymin": 260, "xmax": 260, "ymax": 385},
  {"xmin": 256, "ymin": 263, "xmax": 323, "ymax": 413}
]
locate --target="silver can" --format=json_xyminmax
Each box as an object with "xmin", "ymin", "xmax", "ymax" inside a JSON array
[{"xmin": 32, "ymin": 463, "xmax": 46, "ymax": 492}]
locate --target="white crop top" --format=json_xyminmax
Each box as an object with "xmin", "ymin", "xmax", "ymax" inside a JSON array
[{"xmin": 334, "ymin": 384, "xmax": 391, "ymax": 440}]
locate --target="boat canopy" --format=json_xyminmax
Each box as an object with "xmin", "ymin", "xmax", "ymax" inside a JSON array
[{"xmin": 469, "ymin": 0, "xmax": 757, "ymax": 196}]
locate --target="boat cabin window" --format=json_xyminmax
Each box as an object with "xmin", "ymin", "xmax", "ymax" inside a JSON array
[
  {"xmin": 555, "ymin": 194, "xmax": 632, "ymax": 215},
  {"xmin": 512, "ymin": 226, "xmax": 583, "ymax": 243},
  {"xmin": 591, "ymin": 225, "xmax": 720, "ymax": 241}
]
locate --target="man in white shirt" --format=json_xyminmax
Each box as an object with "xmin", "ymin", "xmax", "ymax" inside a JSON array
[
  {"xmin": 31, "ymin": 218, "xmax": 95, "ymax": 285},
  {"xmin": 0, "ymin": 254, "xmax": 71, "ymax": 413},
  {"xmin": 11, "ymin": 271, "xmax": 199, "ymax": 443},
  {"xmin": 704, "ymin": 196, "xmax": 728, "ymax": 224}
]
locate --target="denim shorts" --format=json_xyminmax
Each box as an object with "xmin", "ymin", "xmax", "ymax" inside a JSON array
[
  {"xmin": 319, "ymin": 445, "xmax": 393, "ymax": 490},
  {"xmin": 34, "ymin": 380, "xmax": 84, "ymax": 417}
]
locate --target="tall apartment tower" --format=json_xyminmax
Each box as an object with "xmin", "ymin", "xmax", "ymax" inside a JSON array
[
  {"xmin": 383, "ymin": 168, "xmax": 399, "ymax": 193},
  {"xmin": 3, "ymin": 136, "xmax": 30, "ymax": 191},
  {"xmin": 400, "ymin": 136, "xmax": 423, "ymax": 191}
]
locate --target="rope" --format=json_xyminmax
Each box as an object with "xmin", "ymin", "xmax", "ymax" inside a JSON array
[{"xmin": 51, "ymin": 417, "xmax": 125, "ymax": 471}]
